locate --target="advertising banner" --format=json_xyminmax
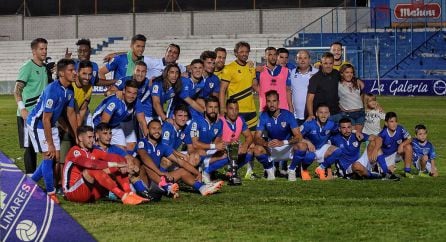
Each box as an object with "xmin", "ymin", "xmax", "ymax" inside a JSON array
[{"xmin": 363, "ymin": 79, "xmax": 446, "ymax": 95}]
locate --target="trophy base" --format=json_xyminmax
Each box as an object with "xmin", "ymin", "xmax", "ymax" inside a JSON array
[{"xmin": 228, "ymin": 176, "xmax": 242, "ymax": 186}]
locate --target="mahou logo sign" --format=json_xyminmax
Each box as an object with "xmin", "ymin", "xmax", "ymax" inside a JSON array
[{"xmin": 394, "ymin": 1, "xmax": 441, "ymax": 19}]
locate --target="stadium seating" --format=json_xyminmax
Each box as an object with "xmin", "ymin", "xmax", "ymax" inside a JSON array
[
  {"xmin": 287, "ymin": 30, "xmax": 446, "ymax": 79},
  {"xmin": 0, "ymin": 34, "xmax": 287, "ymax": 84}
]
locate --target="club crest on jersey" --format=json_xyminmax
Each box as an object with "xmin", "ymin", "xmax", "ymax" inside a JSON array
[
  {"xmin": 325, "ymin": 130, "xmax": 330, "ymax": 135},
  {"xmin": 116, "ymin": 80, "xmax": 122, "ymax": 87},
  {"xmin": 214, "ymin": 129, "xmax": 218, "ymax": 135},
  {"xmin": 170, "ymin": 93, "xmax": 175, "ymax": 97},
  {"xmin": 267, "ymin": 123, "xmax": 271, "ymax": 127},
  {"xmin": 138, "ymin": 141, "xmax": 144, "ymax": 149},
  {"xmin": 93, "ymin": 71, "xmax": 97, "ymax": 77},
  {"xmin": 397, "ymin": 139, "xmax": 402, "ymax": 144},
  {"xmin": 45, "ymin": 99, "xmax": 54, "ymax": 109},
  {"xmin": 191, "ymin": 122, "xmax": 197, "ymax": 131},
  {"xmin": 163, "ymin": 131, "xmax": 170, "ymax": 139},
  {"xmin": 281, "ymin": 122, "xmax": 286, "ymax": 128},
  {"xmin": 73, "ymin": 150, "xmax": 81, "ymax": 157},
  {"xmin": 68, "ymin": 94, "xmax": 72, "ymax": 100},
  {"xmin": 107, "ymin": 102, "xmax": 115, "ymax": 112},
  {"xmin": 353, "ymin": 141, "xmax": 359, "ymax": 147},
  {"xmin": 156, "ymin": 150, "xmax": 161, "ymax": 156},
  {"xmin": 152, "ymin": 85, "xmax": 159, "ymax": 93},
  {"xmin": 180, "ymin": 133, "xmax": 185, "ymax": 140},
  {"xmin": 209, "ymin": 83, "xmax": 214, "ymax": 88}
]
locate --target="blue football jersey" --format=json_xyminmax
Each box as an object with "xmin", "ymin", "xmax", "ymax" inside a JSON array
[
  {"xmin": 92, "ymin": 95, "xmax": 134, "ymax": 128},
  {"xmin": 186, "ymin": 114, "xmax": 222, "ymax": 144},
  {"xmin": 176, "ymin": 76, "xmax": 206, "ymax": 117},
  {"xmin": 27, "ymin": 80, "xmax": 75, "ymax": 129},
  {"xmin": 301, "ymin": 119, "xmax": 338, "ymax": 149},
  {"xmin": 412, "ymin": 138, "xmax": 436, "ymax": 161},
  {"xmin": 105, "ymin": 53, "xmax": 133, "ymax": 80},
  {"xmin": 92, "ymin": 144, "xmax": 127, "ymax": 157},
  {"xmin": 137, "ymin": 138, "xmax": 174, "ymax": 168},
  {"xmin": 378, "ymin": 125, "xmax": 411, "ymax": 155},
  {"xmin": 330, "ymin": 133, "xmax": 369, "ymax": 168},
  {"xmin": 257, "ymin": 109, "xmax": 298, "ymax": 141},
  {"xmin": 161, "ymin": 121, "xmax": 186, "ymax": 150},
  {"xmin": 199, "ymin": 74, "xmax": 220, "ymax": 98}
]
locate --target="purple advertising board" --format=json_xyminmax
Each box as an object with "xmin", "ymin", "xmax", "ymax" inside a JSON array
[
  {"xmin": 0, "ymin": 151, "xmax": 96, "ymax": 242},
  {"xmin": 363, "ymin": 79, "xmax": 446, "ymax": 96}
]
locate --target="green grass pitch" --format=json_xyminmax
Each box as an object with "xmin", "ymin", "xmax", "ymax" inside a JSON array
[{"xmin": 1, "ymin": 95, "xmax": 445, "ymax": 241}]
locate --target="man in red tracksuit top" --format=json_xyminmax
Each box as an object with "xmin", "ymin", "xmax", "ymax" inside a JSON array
[{"xmin": 62, "ymin": 125, "xmax": 148, "ymax": 205}]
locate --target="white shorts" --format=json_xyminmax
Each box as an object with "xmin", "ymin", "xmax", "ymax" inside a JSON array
[
  {"xmin": 111, "ymin": 120, "xmax": 137, "ymax": 147},
  {"xmin": 384, "ymin": 152, "xmax": 403, "ymax": 167},
  {"xmin": 84, "ymin": 113, "xmax": 93, "ymax": 127},
  {"xmin": 23, "ymin": 124, "xmax": 30, "ymax": 148},
  {"xmin": 315, "ymin": 144, "xmax": 331, "ymax": 164},
  {"xmin": 414, "ymin": 157, "xmax": 432, "ymax": 173},
  {"xmin": 268, "ymin": 144, "xmax": 293, "ymax": 162},
  {"xmin": 345, "ymin": 151, "xmax": 371, "ymax": 174},
  {"xmin": 27, "ymin": 125, "xmax": 60, "ymax": 153}
]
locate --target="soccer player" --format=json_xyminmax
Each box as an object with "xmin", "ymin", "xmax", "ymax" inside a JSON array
[
  {"xmin": 174, "ymin": 59, "xmax": 206, "ymax": 118},
  {"xmin": 220, "ymin": 98, "xmax": 255, "ymax": 180},
  {"xmin": 306, "ymin": 52, "xmax": 342, "ymax": 123},
  {"xmin": 14, "ymin": 38, "xmax": 49, "ymax": 175},
  {"xmin": 63, "ymin": 125, "xmax": 148, "ymax": 205},
  {"xmin": 253, "ymin": 90, "xmax": 304, "ymax": 181},
  {"xmin": 93, "ymin": 122, "xmax": 163, "ymax": 201},
  {"xmin": 276, "ymin": 47, "xmax": 297, "ymax": 70},
  {"xmin": 151, "ymin": 63, "xmax": 182, "ymax": 122},
  {"xmin": 71, "ymin": 60, "xmax": 94, "ymax": 126},
  {"xmin": 144, "ymin": 43, "xmax": 187, "ymax": 80},
  {"xmin": 161, "ymin": 104, "xmax": 200, "ymax": 168},
  {"xmin": 219, "ymin": 41, "xmax": 258, "ymax": 130},
  {"xmin": 412, "ymin": 124, "xmax": 437, "ymax": 177},
  {"xmin": 199, "ymin": 50, "xmax": 220, "ymax": 99},
  {"xmin": 289, "ymin": 50, "xmax": 318, "ymax": 126},
  {"xmin": 290, "ymin": 103, "xmax": 342, "ymax": 181},
  {"xmin": 256, "ymin": 47, "xmax": 292, "ymax": 112},
  {"xmin": 330, "ymin": 118, "xmax": 381, "ymax": 179},
  {"xmin": 27, "ymin": 58, "xmax": 78, "ymax": 203},
  {"xmin": 137, "ymin": 120, "xmax": 224, "ymax": 197},
  {"xmin": 99, "ymin": 34, "xmax": 146, "ymax": 82},
  {"xmin": 375, "ymin": 112, "xmax": 413, "ymax": 178},
  {"xmin": 92, "ymin": 80, "xmax": 139, "ymax": 151},
  {"xmin": 214, "ymin": 47, "xmax": 227, "ymax": 79},
  {"xmin": 185, "ymin": 96, "xmax": 229, "ymax": 183}
]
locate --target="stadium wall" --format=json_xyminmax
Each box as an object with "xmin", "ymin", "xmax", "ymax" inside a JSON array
[{"xmin": 0, "ymin": 8, "xmax": 368, "ymax": 40}]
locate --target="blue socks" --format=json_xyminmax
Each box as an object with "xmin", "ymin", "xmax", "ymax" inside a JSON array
[
  {"xmin": 302, "ymin": 152, "xmax": 316, "ymax": 170},
  {"xmin": 255, "ymin": 154, "xmax": 273, "ymax": 169},
  {"xmin": 376, "ymin": 154, "xmax": 389, "ymax": 174},
  {"xmin": 205, "ymin": 158, "xmax": 229, "ymax": 173},
  {"xmin": 133, "ymin": 180, "xmax": 148, "ymax": 193},
  {"xmin": 192, "ymin": 181, "xmax": 203, "ymax": 191},
  {"xmin": 289, "ymin": 150, "xmax": 306, "ymax": 170},
  {"xmin": 238, "ymin": 152, "xmax": 253, "ymax": 168},
  {"xmin": 320, "ymin": 149, "xmax": 342, "ymax": 169},
  {"xmin": 404, "ymin": 167, "xmax": 411, "ymax": 173},
  {"xmin": 35, "ymin": 159, "xmax": 54, "ymax": 193}
]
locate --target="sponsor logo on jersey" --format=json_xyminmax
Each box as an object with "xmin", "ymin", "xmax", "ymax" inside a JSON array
[
  {"xmin": 45, "ymin": 99, "xmax": 53, "ymax": 109},
  {"xmin": 107, "ymin": 102, "xmax": 115, "ymax": 112}
]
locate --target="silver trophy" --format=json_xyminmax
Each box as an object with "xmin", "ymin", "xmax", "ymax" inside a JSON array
[{"xmin": 227, "ymin": 142, "xmax": 242, "ymax": 185}]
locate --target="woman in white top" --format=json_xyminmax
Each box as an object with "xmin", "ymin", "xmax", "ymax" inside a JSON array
[{"xmin": 338, "ymin": 64, "xmax": 366, "ymax": 133}]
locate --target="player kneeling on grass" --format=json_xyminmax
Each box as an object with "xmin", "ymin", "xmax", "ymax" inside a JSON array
[
  {"xmin": 290, "ymin": 103, "xmax": 342, "ymax": 181},
  {"xmin": 253, "ymin": 90, "xmax": 306, "ymax": 181},
  {"xmin": 375, "ymin": 112, "xmax": 412, "ymax": 180},
  {"xmin": 63, "ymin": 126, "xmax": 148, "ymax": 205},
  {"xmin": 137, "ymin": 120, "xmax": 224, "ymax": 197},
  {"xmin": 412, "ymin": 124, "xmax": 438, "ymax": 177},
  {"xmin": 330, "ymin": 118, "xmax": 382, "ymax": 179}
]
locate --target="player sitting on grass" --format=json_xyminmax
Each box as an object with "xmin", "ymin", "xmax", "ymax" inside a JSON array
[
  {"xmin": 63, "ymin": 126, "xmax": 148, "ymax": 205},
  {"xmin": 93, "ymin": 122, "xmax": 164, "ymax": 201},
  {"xmin": 412, "ymin": 124, "xmax": 438, "ymax": 177},
  {"xmin": 137, "ymin": 120, "xmax": 224, "ymax": 197},
  {"xmin": 253, "ymin": 90, "xmax": 304, "ymax": 181},
  {"xmin": 375, "ymin": 112, "xmax": 412, "ymax": 179},
  {"xmin": 289, "ymin": 103, "xmax": 342, "ymax": 181},
  {"xmin": 330, "ymin": 118, "xmax": 382, "ymax": 179},
  {"xmin": 161, "ymin": 104, "xmax": 200, "ymax": 169}
]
